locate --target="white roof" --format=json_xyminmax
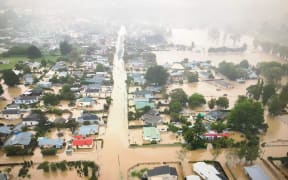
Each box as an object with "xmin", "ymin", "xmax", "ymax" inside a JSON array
[
  {"xmin": 171, "ymin": 63, "xmax": 184, "ymax": 70},
  {"xmin": 185, "ymin": 175, "xmax": 201, "ymax": 180},
  {"xmin": 193, "ymin": 162, "xmax": 222, "ymax": 180},
  {"xmin": 244, "ymin": 165, "xmax": 270, "ymax": 180}
]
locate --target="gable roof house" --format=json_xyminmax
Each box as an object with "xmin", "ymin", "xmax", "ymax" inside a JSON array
[
  {"xmin": 22, "ymin": 113, "xmax": 42, "ymax": 126},
  {"xmin": 147, "ymin": 166, "xmax": 178, "ymax": 180},
  {"xmin": 134, "ymin": 98, "xmax": 155, "ymax": 110},
  {"xmin": 141, "ymin": 110, "xmax": 162, "ymax": 127},
  {"xmin": 84, "ymin": 84, "xmax": 101, "ymax": 97},
  {"xmin": 72, "ymin": 136, "xmax": 94, "ymax": 149},
  {"xmin": 1, "ymin": 109, "xmax": 21, "ymax": 120},
  {"xmin": 77, "ymin": 97, "xmax": 95, "ymax": 107},
  {"xmin": 135, "ymin": 90, "xmax": 154, "ymax": 99},
  {"xmin": 23, "ymin": 74, "xmax": 34, "ymax": 85},
  {"xmin": 77, "ymin": 124, "xmax": 99, "ymax": 136},
  {"xmin": 38, "ymin": 137, "xmax": 64, "ymax": 149},
  {"xmin": 14, "ymin": 96, "xmax": 39, "ymax": 105},
  {"xmin": 143, "ymin": 127, "xmax": 161, "ymax": 142},
  {"xmin": 4, "ymin": 132, "xmax": 32, "ymax": 148},
  {"xmin": 77, "ymin": 111, "xmax": 100, "ymax": 124}
]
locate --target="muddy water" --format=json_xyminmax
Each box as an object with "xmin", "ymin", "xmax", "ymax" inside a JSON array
[
  {"xmin": 167, "ymin": 80, "xmax": 257, "ymax": 109},
  {"xmin": 156, "ymin": 28, "xmax": 285, "ymax": 67},
  {"xmin": 0, "ymin": 81, "xmax": 26, "ymax": 110}
]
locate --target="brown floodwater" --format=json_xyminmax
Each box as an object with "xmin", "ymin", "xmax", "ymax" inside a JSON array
[
  {"xmin": 0, "ymin": 81, "xmax": 27, "ymax": 110},
  {"xmin": 156, "ymin": 28, "xmax": 284, "ymax": 67},
  {"xmin": 2, "ymin": 28, "xmax": 287, "ymax": 180}
]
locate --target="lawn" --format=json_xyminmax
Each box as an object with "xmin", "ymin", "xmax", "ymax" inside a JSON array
[{"xmin": 0, "ymin": 54, "xmax": 60, "ymax": 71}]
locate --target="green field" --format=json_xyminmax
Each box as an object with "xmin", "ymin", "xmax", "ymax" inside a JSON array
[{"xmin": 0, "ymin": 55, "xmax": 60, "ymax": 71}]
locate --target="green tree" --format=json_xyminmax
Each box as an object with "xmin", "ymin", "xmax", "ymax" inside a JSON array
[
  {"xmin": 0, "ymin": 84, "xmax": 3, "ymax": 95},
  {"xmin": 239, "ymin": 59, "xmax": 249, "ymax": 69},
  {"xmin": 257, "ymin": 62, "xmax": 283, "ymax": 84},
  {"xmin": 41, "ymin": 59, "xmax": 47, "ymax": 67},
  {"xmin": 60, "ymin": 84, "xmax": 75, "ymax": 100},
  {"xmin": 145, "ymin": 65, "xmax": 168, "ymax": 85},
  {"xmin": 268, "ymin": 95, "xmax": 282, "ymax": 115},
  {"xmin": 246, "ymin": 79, "xmax": 263, "ymax": 100},
  {"xmin": 279, "ymin": 83, "xmax": 288, "ymax": 107},
  {"xmin": 96, "ymin": 64, "xmax": 105, "ymax": 72},
  {"xmin": 216, "ymin": 96, "xmax": 229, "ymax": 109},
  {"xmin": 185, "ymin": 71, "xmax": 199, "ymax": 82},
  {"xmin": 3, "ymin": 69, "xmax": 19, "ymax": 87},
  {"xmin": 228, "ymin": 98, "xmax": 267, "ymax": 135},
  {"xmin": 42, "ymin": 93, "xmax": 60, "ymax": 106},
  {"xmin": 27, "ymin": 45, "xmax": 42, "ymax": 59},
  {"xmin": 170, "ymin": 88, "xmax": 188, "ymax": 105},
  {"xmin": 169, "ymin": 101, "xmax": 182, "ymax": 113},
  {"xmin": 210, "ymin": 121, "xmax": 227, "ymax": 133},
  {"xmin": 208, "ymin": 98, "xmax": 216, "ymax": 110},
  {"xmin": 262, "ymin": 84, "xmax": 276, "ymax": 105},
  {"xmin": 183, "ymin": 115, "xmax": 206, "ymax": 149},
  {"xmin": 238, "ymin": 136, "xmax": 260, "ymax": 164},
  {"xmin": 188, "ymin": 93, "xmax": 206, "ymax": 108},
  {"xmin": 60, "ymin": 41, "xmax": 73, "ymax": 55}
]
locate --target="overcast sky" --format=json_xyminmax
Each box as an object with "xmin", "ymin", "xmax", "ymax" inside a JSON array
[{"xmin": 1, "ymin": 0, "xmax": 288, "ymax": 28}]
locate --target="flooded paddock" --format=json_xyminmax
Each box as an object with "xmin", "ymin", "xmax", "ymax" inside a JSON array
[{"xmin": 167, "ymin": 79, "xmax": 257, "ymax": 109}]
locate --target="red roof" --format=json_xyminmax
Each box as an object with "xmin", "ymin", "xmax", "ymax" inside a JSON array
[
  {"xmin": 204, "ymin": 132, "xmax": 229, "ymax": 137},
  {"xmin": 73, "ymin": 135, "xmax": 84, "ymax": 139},
  {"xmin": 72, "ymin": 138, "xmax": 93, "ymax": 146}
]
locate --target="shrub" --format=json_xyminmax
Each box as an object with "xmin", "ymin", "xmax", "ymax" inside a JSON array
[{"xmin": 41, "ymin": 148, "xmax": 57, "ymax": 156}]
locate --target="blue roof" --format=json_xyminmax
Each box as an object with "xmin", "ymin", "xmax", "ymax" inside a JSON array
[
  {"xmin": 135, "ymin": 101, "xmax": 155, "ymax": 110},
  {"xmin": 38, "ymin": 137, "xmax": 64, "ymax": 147},
  {"xmin": 0, "ymin": 126, "xmax": 11, "ymax": 135},
  {"xmin": 4, "ymin": 132, "xmax": 32, "ymax": 146},
  {"xmin": 78, "ymin": 97, "xmax": 94, "ymax": 103},
  {"xmin": 78, "ymin": 125, "xmax": 99, "ymax": 136}
]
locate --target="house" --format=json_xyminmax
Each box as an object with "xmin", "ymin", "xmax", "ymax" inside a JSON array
[
  {"xmin": 78, "ymin": 125, "xmax": 99, "ymax": 136},
  {"xmin": 206, "ymin": 110, "xmax": 228, "ymax": 121},
  {"xmin": 22, "ymin": 113, "xmax": 42, "ymax": 126},
  {"xmin": 170, "ymin": 71, "xmax": 184, "ymax": 83},
  {"xmin": 203, "ymin": 131, "xmax": 229, "ymax": 140},
  {"xmin": 72, "ymin": 136, "xmax": 94, "ymax": 149},
  {"xmin": 37, "ymin": 81, "xmax": 52, "ymax": 88},
  {"xmin": 143, "ymin": 127, "xmax": 161, "ymax": 142},
  {"xmin": 141, "ymin": 110, "xmax": 162, "ymax": 126},
  {"xmin": 4, "ymin": 132, "xmax": 32, "ymax": 148},
  {"xmin": 147, "ymin": 166, "xmax": 178, "ymax": 180},
  {"xmin": 193, "ymin": 162, "xmax": 225, "ymax": 180},
  {"xmin": 27, "ymin": 62, "xmax": 41, "ymax": 69},
  {"xmin": 23, "ymin": 74, "xmax": 33, "ymax": 85},
  {"xmin": 171, "ymin": 63, "xmax": 184, "ymax": 71},
  {"xmin": 77, "ymin": 97, "xmax": 94, "ymax": 107},
  {"xmin": 135, "ymin": 90, "xmax": 154, "ymax": 99},
  {"xmin": 38, "ymin": 137, "xmax": 64, "ymax": 149},
  {"xmin": 85, "ymin": 84, "xmax": 101, "ymax": 97},
  {"xmin": 52, "ymin": 61, "xmax": 67, "ymax": 71},
  {"xmin": 134, "ymin": 98, "xmax": 155, "ymax": 110},
  {"xmin": 14, "ymin": 95, "xmax": 39, "ymax": 105},
  {"xmin": 129, "ymin": 73, "xmax": 146, "ymax": 85},
  {"xmin": 1, "ymin": 109, "xmax": 21, "ymax": 120},
  {"xmin": 77, "ymin": 111, "xmax": 99, "ymax": 124},
  {"xmin": 244, "ymin": 165, "xmax": 270, "ymax": 180},
  {"xmin": 0, "ymin": 126, "xmax": 11, "ymax": 136}
]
